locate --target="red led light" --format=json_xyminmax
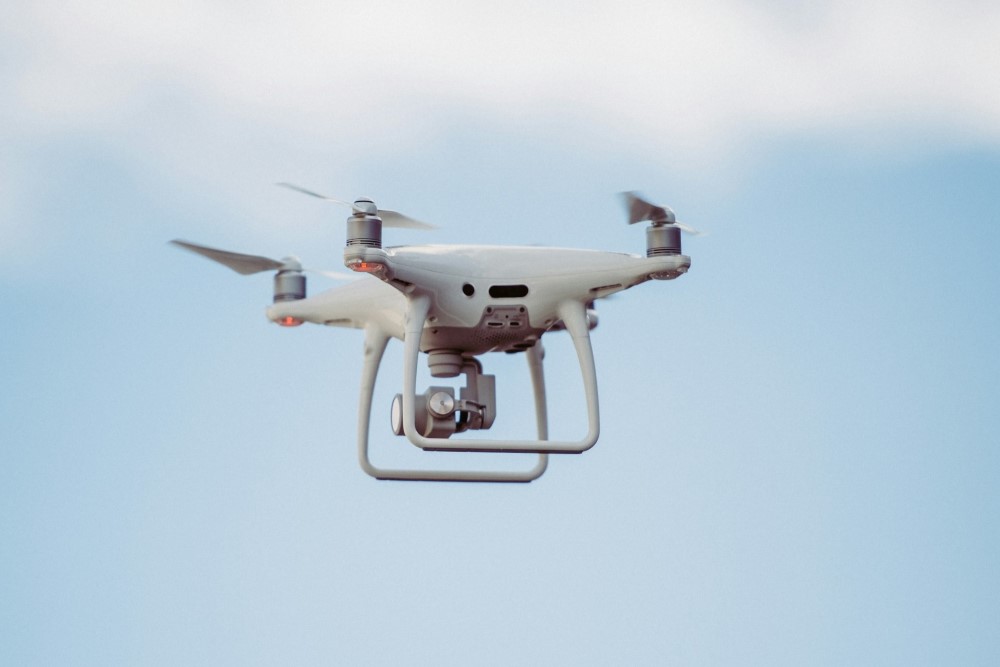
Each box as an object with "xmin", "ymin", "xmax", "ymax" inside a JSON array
[
  {"xmin": 349, "ymin": 261, "xmax": 385, "ymax": 274},
  {"xmin": 278, "ymin": 316, "xmax": 303, "ymax": 327}
]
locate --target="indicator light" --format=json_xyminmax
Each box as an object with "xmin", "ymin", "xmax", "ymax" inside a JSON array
[{"xmin": 347, "ymin": 260, "xmax": 386, "ymax": 274}]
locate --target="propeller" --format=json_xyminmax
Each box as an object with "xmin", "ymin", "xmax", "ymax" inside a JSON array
[
  {"xmin": 620, "ymin": 192, "xmax": 703, "ymax": 236},
  {"xmin": 276, "ymin": 182, "xmax": 435, "ymax": 230},
  {"xmin": 169, "ymin": 239, "xmax": 353, "ymax": 280}
]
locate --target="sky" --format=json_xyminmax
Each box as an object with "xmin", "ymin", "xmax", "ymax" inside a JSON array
[{"xmin": 2, "ymin": 1, "xmax": 999, "ymax": 664}]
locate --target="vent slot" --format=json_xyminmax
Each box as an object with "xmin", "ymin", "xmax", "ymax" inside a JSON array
[{"xmin": 489, "ymin": 284, "xmax": 529, "ymax": 298}]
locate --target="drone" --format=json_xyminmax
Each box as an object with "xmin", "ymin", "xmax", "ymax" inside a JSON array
[{"xmin": 172, "ymin": 185, "xmax": 696, "ymax": 482}]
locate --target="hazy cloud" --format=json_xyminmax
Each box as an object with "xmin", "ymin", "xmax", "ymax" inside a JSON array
[
  {"xmin": 3, "ymin": 0, "xmax": 998, "ymax": 260},
  {"xmin": 6, "ymin": 0, "xmax": 999, "ymax": 147}
]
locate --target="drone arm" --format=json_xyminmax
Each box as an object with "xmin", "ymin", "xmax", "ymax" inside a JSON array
[
  {"xmin": 402, "ymin": 296, "xmax": 600, "ymax": 454},
  {"xmin": 356, "ymin": 323, "xmax": 548, "ymax": 482}
]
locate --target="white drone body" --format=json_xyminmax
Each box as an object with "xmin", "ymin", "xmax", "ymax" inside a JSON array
[{"xmin": 172, "ymin": 188, "xmax": 694, "ymax": 482}]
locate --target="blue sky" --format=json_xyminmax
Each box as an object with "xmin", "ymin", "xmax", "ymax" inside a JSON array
[{"xmin": 2, "ymin": 1, "xmax": 999, "ymax": 665}]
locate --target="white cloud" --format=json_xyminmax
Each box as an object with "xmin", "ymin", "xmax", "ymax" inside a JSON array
[{"xmin": 6, "ymin": 0, "xmax": 999, "ymax": 145}]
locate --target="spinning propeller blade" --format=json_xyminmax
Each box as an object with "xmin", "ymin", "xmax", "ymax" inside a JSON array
[
  {"xmin": 620, "ymin": 192, "xmax": 704, "ymax": 236},
  {"xmin": 275, "ymin": 182, "xmax": 351, "ymax": 207},
  {"xmin": 378, "ymin": 209, "xmax": 434, "ymax": 230},
  {"xmin": 170, "ymin": 239, "xmax": 353, "ymax": 279},
  {"xmin": 170, "ymin": 239, "xmax": 285, "ymax": 275},
  {"xmin": 277, "ymin": 182, "xmax": 435, "ymax": 230}
]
